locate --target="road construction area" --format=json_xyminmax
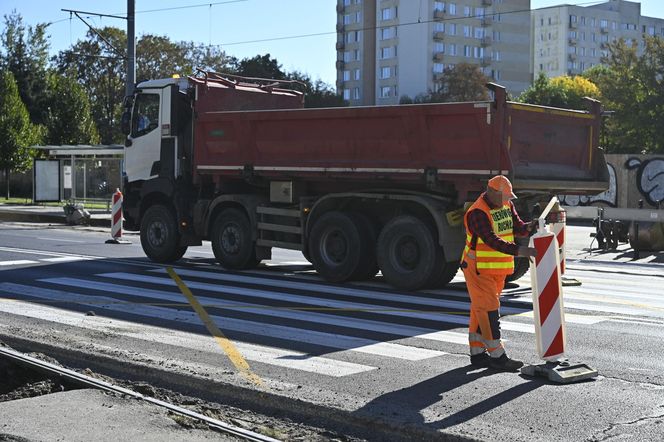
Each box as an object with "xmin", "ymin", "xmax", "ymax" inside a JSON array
[{"xmin": 0, "ymin": 211, "xmax": 663, "ymax": 441}]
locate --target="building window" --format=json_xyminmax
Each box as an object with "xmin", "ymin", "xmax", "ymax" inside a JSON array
[
  {"xmin": 353, "ymin": 87, "xmax": 360, "ymax": 100},
  {"xmin": 342, "ymin": 70, "xmax": 350, "ymax": 81},
  {"xmin": 569, "ymin": 30, "xmax": 577, "ymax": 38},
  {"xmin": 473, "ymin": 47, "xmax": 483, "ymax": 58},
  {"xmin": 381, "ymin": 7, "xmax": 396, "ymax": 21},
  {"xmin": 463, "ymin": 45, "xmax": 472, "ymax": 57},
  {"xmin": 434, "ymin": 42, "xmax": 445, "ymax": 53},
  {"xmin": 343, "ymin": 14, "xmax": 351, "ymax": 25},
  {"xmin": 570, "ymin": 15, "xmax": 577, "ymax": 24},
  {"xmin": 380, "ymin": 46, "xmax": 396, "ymax": 59},
  {"xmin": 475, "ymin": 28, "xmax": 484, "ymax": 38},
  {"xmin": 463, "ymin": 25, "xmax": 471, "ymax": 37},
  {"xmin": 381, "ymin": 27, "xmax": 396, "ymax": 40},
  {"xmin": 580, "ymin": 31, "xmax": 585, "ymax": 41},
  {"xmin": 463, "ymin": 6, "xmax": 471, "ymax": 17},
  {"xmin": 434, "ymin": 1, "xmax": 445, "ymax": 12},
  {"xmin": 434, "ymin": 22, "xmax": 444, "ymax": 32},
  {"xmin": 380, "ymin": 66, "xmax": 391, "ymax": 79},
  {"xmin": 380, "ymin": 86, "xmax": 392, "ymax": 98},
  {"xmin": 433, "ymin": 62, "xmax": 444, "ymax": 73},
  {"xmin": 354, "ymin": 49, "xmax": 360, "ymax": 60},
  {"xmin": 343, "ymin": 89, "xmax": 351, "ymax": 100},
  {"xmin": 494, "ymin": 51, "xmax": 500, "ymax": 61},
  {"xmin": 448, "ymin": 23, "xmax": 456, "ymax": 35},
  {"xmin": 600, "ymin": 19, "xmax": 607, "ymax": 28},
  {"xmin": 449, "ymin": 43, "xmax": 457, "ymax": 55},
  {"xmin": 343, "ymin": 51, "xmax": 351, "ymax": 62},
  {"xmin": 493, "ymin": 30, "xmax": 500, "ymax": 41},
  {"xmin": 591, "ymin": 18, "xmax": 596, "ymax": 27},
  {"xmin": 449, "ymin": 3, "xmax": 456, "ymax": 15},
  {"xmin": 580, "ymin": 16, "xmax": 586, "ymax": 25},
  {"xmin": 475, "ymin": 7, "xmax": 485, "ymax": 17},
  {"xmin": 354, "ymin": 69, "xmax": 361, "ymax": 80}
]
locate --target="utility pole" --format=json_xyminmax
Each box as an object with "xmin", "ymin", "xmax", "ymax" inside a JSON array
[{"xmin": 126, "ymin": 0, "xmax": 136, "ymax": 96}]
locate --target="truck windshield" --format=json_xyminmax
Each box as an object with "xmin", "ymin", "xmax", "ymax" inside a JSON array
[{"xmin": 132, "ymin": 93, "xmax": 159, "ymax": 137}]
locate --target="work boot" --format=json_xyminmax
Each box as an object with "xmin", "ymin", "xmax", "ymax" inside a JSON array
[
  {"xmin": 470, "ymin": 352, "xmax": 491, "ymax": 368},
  {"xmin": 489, "ymin": 354, "xmax": 524, "ymax": 372}
]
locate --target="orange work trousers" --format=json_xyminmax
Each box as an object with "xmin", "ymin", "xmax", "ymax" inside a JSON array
[{"xmin": 461, "ymin": 254, "xmax": 506, "ymax": 358}]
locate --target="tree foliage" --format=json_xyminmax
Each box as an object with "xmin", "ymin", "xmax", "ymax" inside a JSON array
[
  {"xmin": 585, "ymin": 37, "xmax": 664, "ymax": 153},
  {"xmin": 400, "ymin": 63, "xmax": 489, "ymax": 103},
  {"xmin": 517, "ymin": 72, "xmax": 600, "ymax": 109},
  {"xmin": 0, "ymin": 11, "xmax": 50, "ymax": 125},
  {"xmin": 44, "ymin": 73, "xmax": 100, "ymax": 145},
  {"xmin": 0, "ymin": 70, "xmax": 43, "ymax": 197}
]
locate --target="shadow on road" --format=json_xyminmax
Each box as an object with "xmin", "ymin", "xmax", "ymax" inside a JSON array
[{"xmin": 353, "ymin": 364, "xmax": 543, "ymax": 432}]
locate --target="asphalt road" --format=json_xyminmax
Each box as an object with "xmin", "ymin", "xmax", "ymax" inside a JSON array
[{"xmin": 1, "ymin": 222, "xmax": 663, "ymax": 441}]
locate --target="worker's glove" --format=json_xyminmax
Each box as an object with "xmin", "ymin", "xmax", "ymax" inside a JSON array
[{"xmin": 527, "ymin": 219, "xmax": 539, "ymax": 235}]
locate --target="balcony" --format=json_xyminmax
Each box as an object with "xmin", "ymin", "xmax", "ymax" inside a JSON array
[
  {"xmin": 480, "ymin": 56, "xmax": 492, "ymax": 67},
  {"xmin": 336, "ymin": 4, "xmax": 344, "ymax": 13},
  {"xmin": 433, "ymin": 72, "xmax": 445, "ymax": 82},
  {"xmin": 600, "ymin": 26, "xmax": 609, "ymax": 33},
  {"xmin": 433, "ymin": 52, "xmax": 445, "ymax": 61},
  {"xmin": 433, "ymin": 31, "xmax": 445, "ymax": 40},
  {"xmin": 336, "ymin": 23, "xmax": 345, "ymax": 32},
  {"xmin": 600, "ymin": 41, "xmax": 609, "ymax": 49},
  {"xmin": 481, "ymin": 36, "xmax": 492, "ymax": 47},
  {"xmin": 568, "ymin": 38, "xmax": 577, "ymax": 45},
  {"xmin": 336, "ymin": 41, "xmax": 345, "ymax": 50},
  {"xmin": 434, "ymin": 10, "xmax": 445, "ymax": 20},
  {"xmin": 569, "ymin": 21, "xmax": 577, "ymax": 29},
  {"xmin": 482, "ymin": 0, "xmax": 493, "ymax": 5},
  {"xmin": 481, "ymin": 17, "xmax": 493, "ymax": 27},
  {"xmin": 568, "ymin": 53, "xmax": 577, "ymax": 61},
  {"xmin": 336, "ymin": 60, "xmax": 345, "ymax": 70}
]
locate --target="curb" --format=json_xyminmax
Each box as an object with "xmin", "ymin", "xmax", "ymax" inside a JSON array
[
  {"xmin": 0, "ymin": 334, "xmax": 478, "ymax": 442},
  {"xmin": 0, "ymin": 210, "xmax": 110, "ymax": 228}
]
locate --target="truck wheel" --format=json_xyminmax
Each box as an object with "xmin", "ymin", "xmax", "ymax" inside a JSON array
[
  {"xmin": 308, "ymin": 211, "xmax": 368, "ymax": 282},
  {"xmin": 140, "ymin": 205, "xmax": 187, "ymax": 263},
  {"xmin": 428, "ymin": 261, "xmax": 460, "ymax": 288},
  {"xmin": 377, "ymin": 215, "xmax": 442, "ymax": 291},
  {"xmin": 352, "ymin": 213, "xmax": 379, "ymax": 280},
  {"xmin": 506, "ymin": 256, "xmax": 530, "ymax": 283},
  {"xmin": 211, "ymin": 208, "xmax": 259, "ymax": 270}
]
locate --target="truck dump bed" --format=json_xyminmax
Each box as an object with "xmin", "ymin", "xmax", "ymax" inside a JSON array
[{"xmin": 192, "ymin": 83, "xmax": 608, "ymax": 201}]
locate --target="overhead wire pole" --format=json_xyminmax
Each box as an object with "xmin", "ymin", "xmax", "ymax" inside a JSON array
[{"xmin": 126, "ymin": 0, "xmax": 135, "ymax": 96}]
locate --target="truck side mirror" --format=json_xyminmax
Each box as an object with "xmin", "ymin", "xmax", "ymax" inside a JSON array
[{"xmin": 120, "ymin": 111, "xmax": 131, "ymax": 135}]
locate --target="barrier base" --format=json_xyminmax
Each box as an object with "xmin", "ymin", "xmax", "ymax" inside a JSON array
[
  {"xmin": 521, "ymin": 359, "xmax": 598, "ymax": 384},
  {"xmin": 561, "ymin": 276, "xmax": 582, "ymax": 287},
  {"xmin": 105, "ymin": 238, "xmax": 132, "ymax": 244}
]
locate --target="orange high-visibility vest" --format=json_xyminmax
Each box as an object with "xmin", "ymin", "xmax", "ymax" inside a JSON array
[{"xmin": 461, "ymin": 195, "xmax": 515, "ymax": 275}]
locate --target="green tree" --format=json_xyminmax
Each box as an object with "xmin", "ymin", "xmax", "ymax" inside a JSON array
[
  {"xmin": 587, "ymin": 37, "xmax": 664, "ymax": 153},
  {"xmin": 0, "ymin": 70, "xmax": 43, "ymax": 199},
  {"xmin": 288, "ymin": 71, "xmax": 346, "ymax": 108},
  {"xmin": 0, "ymin": 11, "xmax": 51, "ymax": 125},
  {"xmin": 518, "ymin": 71, "xmax": 600, "ymax": 110},
  {"xmin": 233, "ymin": 53, "xmax": 286, "ymax": 79},
  {"xmin": 401, "ymin": 63, "xmax": 489, "ymax": 103},
  {"xmin": 44, "ymin": 73, "xmax": 100, "ymax": 145},
  {"xmin": 55, "ymin": 27, "xmax": 127, "ymax": 144}
]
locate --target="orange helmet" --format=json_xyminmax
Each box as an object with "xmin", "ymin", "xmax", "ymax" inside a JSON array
[{"xmin": 488, "ymin": 175, "xmax": 517, "ymax": 201}]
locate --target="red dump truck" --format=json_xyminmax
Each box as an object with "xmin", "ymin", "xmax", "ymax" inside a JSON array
[{"xmin": 120, "ymin": 70, "xmax": 609, "ymax": 290}]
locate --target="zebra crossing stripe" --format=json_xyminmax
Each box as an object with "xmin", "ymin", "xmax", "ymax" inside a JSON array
[
  {"xmin": 0, "ymin": 287, "xmax": 374, "ymax": 377},
  {"xmin": 29, "ymin": 279, "xmax": 446, "ymax": 361},
  {"xmin": 167, "ymin": 267, "xmax": 263, "ymax": 387},
  {"xmin": 38, "ymin": 276, "xmax": 470, "ymax": 345},
  {"xmin": 0, "ymin": 260, "xmax": 38, "ymax": 266}
]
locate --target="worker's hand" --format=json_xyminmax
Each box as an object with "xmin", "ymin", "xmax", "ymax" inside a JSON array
[
  {"xmin": 527, "ymin": 219, "xmax": 539, "ymax": 234},
  {"xmin": 517, "ymin": 246, "xmax": 538, "ymax": 258}
]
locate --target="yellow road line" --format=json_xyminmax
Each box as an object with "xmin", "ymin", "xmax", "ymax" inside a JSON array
[{"xmin": 166, "ymin": 267, "xmax": 263, "ymax": 387}]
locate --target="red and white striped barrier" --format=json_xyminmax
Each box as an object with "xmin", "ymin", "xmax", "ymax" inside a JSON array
[
  {"xmin": 550, "ymin": 217, "xmax": 566, "ymax": 274},
  {"xmin": 530, "ymin": 223, "xmax": 566, "ymax": 361},
  {"xmin": 111, "ymin": 189, "xmax": 123, "ymax": 239},
  {"xmin": 106, "ymin": 189, "xmax": 130, "ymax": 244}
]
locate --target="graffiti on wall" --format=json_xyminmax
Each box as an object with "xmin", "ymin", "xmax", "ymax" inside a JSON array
[
  {"xmin": 559, "ymin": 163, "xmax": 617, "ymax": 207},
  {"xmin": 626, "ymin": 157, "xmax": 664, "ymax": 208}
]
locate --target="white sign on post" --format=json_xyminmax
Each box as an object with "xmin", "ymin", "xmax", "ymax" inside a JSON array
[
  {"xmin": 63, "ymin": 165, "xmax": 72, "ymax": 189},
  {"xmin": 34, "ymin": 159, "xmax": 61, "ymax": 203}
]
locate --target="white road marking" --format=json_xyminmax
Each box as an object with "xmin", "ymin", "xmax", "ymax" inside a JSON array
[
  {"xmin": 0, "ymin": 293, "xmax": 374, "ymax": 377},
  {"xmin": 0, "ymin": 260, "xmax": 38, "ymax": 266},
  {"xmin": 36, "ymin": 237, "xmax": 85, "ymax": 243},
  {"xmin": 40, "ymin": 257, "xmax": 89, "ymax": 263},
  {"xmin": 14, "ymin": 281, "xmax": 446, "ymax": 362}
]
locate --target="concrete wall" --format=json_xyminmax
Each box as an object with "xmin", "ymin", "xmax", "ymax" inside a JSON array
[{"xmin": 559, "ymin": 154, "xmax": 664, "ymax": 209}]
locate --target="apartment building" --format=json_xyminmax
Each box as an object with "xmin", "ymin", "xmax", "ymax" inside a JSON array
[
  {"xmin": 533, "ymin": 0, "xmax": 664, "ymax": 77},
  {"xmin": 336, "ymin": 0, "xmax": 532, "ymax": 106}
]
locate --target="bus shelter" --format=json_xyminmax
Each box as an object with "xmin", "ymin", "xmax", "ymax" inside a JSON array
[{"xmin": 33, "ymin": 145, "xmax": 124, "ymax": 204}]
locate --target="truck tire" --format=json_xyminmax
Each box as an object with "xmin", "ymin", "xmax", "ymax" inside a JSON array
[
  {"xmin": 308, "ymin": 211, "xmax": 369, "ymax": 282},
  {"xmin": 377, "ymin": 215, "xmax": 443, "ymax": 291},
  {"xmin": 211, "ymin": 208, "xmax": 259, "ymax": 270},
  {"xmin": 353, "ymin": 213, "xmax": 379, "ymax": 280},
  {"xmin": 428, "ymin": 261, "xmax": 460, "ymax": 288},
  {"xmin": 140, "ymin": 205, "xmax": 187, "ymax": 263},
  {"xmin": 506, "ymin": 256, "xmax": 530, "ymax": 283}
]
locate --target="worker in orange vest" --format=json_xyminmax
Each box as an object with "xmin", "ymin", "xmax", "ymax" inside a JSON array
[{"xmin": 461, "ymin": 175, "xmax": 538, "ymax": 371}]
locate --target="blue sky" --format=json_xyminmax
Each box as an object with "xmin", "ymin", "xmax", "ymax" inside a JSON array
[{"xmin": 1, "ymin": 0, "xmax": 663, "ymax": 86}]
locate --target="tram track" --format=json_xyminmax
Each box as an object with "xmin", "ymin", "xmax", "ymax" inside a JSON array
[{"xmin": 0, "ymin": 345, "xmax": 280, "ymax": 442}]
